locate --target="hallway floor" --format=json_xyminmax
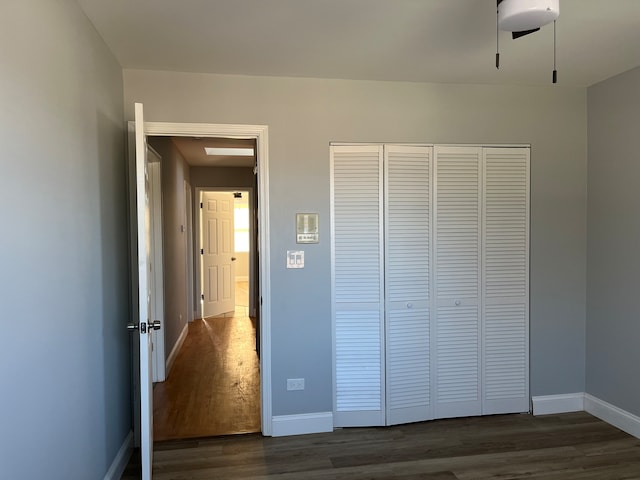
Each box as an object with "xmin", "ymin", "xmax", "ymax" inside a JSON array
[{"xmin": 152, "ymin": 281, "xmax": 261, "ymax": 441}]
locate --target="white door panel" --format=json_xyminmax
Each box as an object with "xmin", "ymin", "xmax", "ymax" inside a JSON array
[
  {"xmin": 201, "ymin": 192, "xmax": 235, "ymax": 317},
  {"xmin": 331, "ymin": 145, "xmax": 385, "ymax": 427},
  {"xmin": 433, "ymin": 146, "xmax": 482, "ymax": 419},
  {"xmin": 384, "ymin": 145, "xmax": 433, "ymax": 425},
  {"xmin": 481, "ymin": 147, "xmax": 530, "ymax": 414}
]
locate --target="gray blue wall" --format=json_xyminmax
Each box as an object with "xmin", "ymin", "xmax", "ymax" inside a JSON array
[
  {"xmin": 0, "ymin": 1, "xmax": 130, "ymax": 478},
  {"xmin": 586, "ymin": 67, "xmax": 640, "ymax": 417},
  {"xmin": 124, "ymin": 70, "xmax": 588, "ymax": 416}
]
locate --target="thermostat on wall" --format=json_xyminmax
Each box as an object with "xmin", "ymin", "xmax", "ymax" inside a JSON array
[{"xmin": 296, "ymin": 213, "xmax": 319, "ymax": 243}]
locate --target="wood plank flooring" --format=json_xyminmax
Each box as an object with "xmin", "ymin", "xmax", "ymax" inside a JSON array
[
  {"xmin": 152, "ymin": 283, "xmax": 261, "ymax": 441},
  {"xmin": 122, "ymin": 411, "xmax": 640, "ymax": 479}
]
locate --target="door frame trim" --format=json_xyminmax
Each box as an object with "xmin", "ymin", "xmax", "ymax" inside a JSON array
[{"xmin": 144, "ymin": 121, "xmax": 272, "ymax": 436}]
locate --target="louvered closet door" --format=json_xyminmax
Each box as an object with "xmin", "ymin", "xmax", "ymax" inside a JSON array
[
  {"xmin": 331, "ymin": 145, "xmax": 385, "ymax": 427},
  {"xmin": 482, "ymin": 148, "xmax": 530, "ymax": 414},
  {"xmin": 384, "ymin": 145, "xmax": 433, "ymax": 425},
  {"xmin": 433, "ymin": 146, "xmax": 482, "ymax": 419}
]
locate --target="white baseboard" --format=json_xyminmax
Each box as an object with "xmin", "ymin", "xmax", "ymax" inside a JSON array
[
  {"xmin": 166, "ymin": 322, "xmax": 189, "ymax": 377},
  {"xmin": 531, "ymin": 393, "xmax": 584, "ymax": 416},
  {"xmin": 104, "ymin": 430, "xmax": 133, "ymax": 480},
  {"xmin": 272, "ymin": 412, "xmax": 334, "ymax": 437},
  {"xmin": 585, "ymin": 393, "xmax": 640, "ymax": 440}
]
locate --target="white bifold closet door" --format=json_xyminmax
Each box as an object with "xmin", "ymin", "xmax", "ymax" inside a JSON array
[
  {"xmin": 331, "ymin": 144, "xmax": 433, "ymax": 427},
  {"xmin": 331, "ymin": 145, "xmax": 385, "ymax": 427},
  {"xmin": 384, "ymin": 145, "xmax": 433, "ymax": 425},
  {"xmin": 432, "ymin": 146, "xmax": 530, "ymax": 418},
  {"xmin": 482, "ymin": 147, "xmax": 529, "ymax": 415},
  {"xmin": 433, "ymin": 146, "xmax": 483, "ymax": 419},
  {"xmin": 332, "ymin": 144, "xmax": 529, "ymax": 428}
]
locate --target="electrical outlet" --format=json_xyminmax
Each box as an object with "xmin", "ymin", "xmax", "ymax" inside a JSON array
[{"xmin": 287, "ymin": 378, "xmax": 305, "ymax": 391}]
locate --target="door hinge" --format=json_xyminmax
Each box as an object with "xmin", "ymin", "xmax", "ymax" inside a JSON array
[
  {"xmin": 200, "ymin": 248, "xmax": 204, "ymax": 255},
  {"xmin": 201, "ymin": 293, "xmax": 205, "ymax": 300},
  {"xmin": 200, "ymin": 202, "xmax": 203, "ymax": 208}
]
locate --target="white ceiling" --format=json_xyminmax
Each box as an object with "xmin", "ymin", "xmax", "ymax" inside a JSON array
[
  {"xmin": 77, "ymin": 0, "xmax": 640, "ymax": 87},
  {"xmin": 171, "ymin": 137, "xmax": 256, "ymax": 167}
]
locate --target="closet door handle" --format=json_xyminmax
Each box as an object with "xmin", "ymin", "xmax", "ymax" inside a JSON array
[
  {"xmin": 406, "ymin": 302, "xmax": 413, "ymax": 309},
  {"xmin": 454, "ymin": 299, "xmax": 461, "ymax": 306}
]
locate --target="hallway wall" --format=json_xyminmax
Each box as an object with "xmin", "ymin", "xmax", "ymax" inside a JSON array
[{"xmin": 148, "ymin": 137, "xmax": 192, "ymax": 360}]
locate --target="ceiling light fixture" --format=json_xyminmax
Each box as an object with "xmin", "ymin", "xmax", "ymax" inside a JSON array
[
  {"xmin": 204, "ymin": 147, "xmax": 254, "ymax": 156},
  {"xmin": 495, "ymin": 0, "xmax": 560, "ymax": 83}
]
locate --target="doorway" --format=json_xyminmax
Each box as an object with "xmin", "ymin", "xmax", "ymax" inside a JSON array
[
  {"xmin": 155, "ymin": 184, "xmax": 260, "ymax": 440},
  {"xmin": 137, "ymin": 122, "xmax": 272, "ymax": 441}
]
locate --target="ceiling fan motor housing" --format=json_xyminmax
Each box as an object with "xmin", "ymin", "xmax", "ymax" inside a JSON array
[{"xmin": 498, "ymin": 0, "xmax": 559, "ymax": 32}]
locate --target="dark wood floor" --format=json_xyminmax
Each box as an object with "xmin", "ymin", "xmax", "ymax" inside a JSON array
[
  {"xmin": 152, "ymin": 281, "xmax": 261, "ymax": 441},
  {"xmin": 122, "ymin": 411, "xmax": 640, "ymax": 479}
]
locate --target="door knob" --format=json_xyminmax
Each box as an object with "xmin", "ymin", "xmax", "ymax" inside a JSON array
[
  {"xmin": 127, "ymin": 323, "xmax": 138, "ymax": 331},
  {"xmin": 150, "ymin": 320, "xmax": 161, "ymax": 331},
  {"xmin": 231, "ymin": 257, "xmax": 237, "ymax": 261}
]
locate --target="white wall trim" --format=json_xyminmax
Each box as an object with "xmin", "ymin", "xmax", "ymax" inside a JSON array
[
  {"xmin": 143, "ymin": 121, "xmax": 272, "ymax": 436},
  {"xmin": 103, "ymin": 430, "xmax": 133, "ymax": 480},
  {"xmin": 531, "ymin": 393, "xmax": 585, "ymax": 416},
  {"xmin": 272, "ymin": 412, "xmax": 334, "ymax": 437},
  {"xmin": 585, "ymin": 394, "xmax": 640, "ymax": 440},
  {"xmin": 166, "ymin": 322, "xmax": 189, "ymax": 377}
]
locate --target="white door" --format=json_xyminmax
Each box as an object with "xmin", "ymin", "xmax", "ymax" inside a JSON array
[
  {"xmin": 481, "ymin": 147, "xmax": 530, "ymax": 415},
  {"xmin": 433, "ymin": 145, "xmax": 482, "ymax": 419},
  {"xmin": 331, "ymin": 145, "xmax": 386, "ymax": 427},
  {"xmin": 201, "ymin": 191, "xmax": 236, "ymax": 318},
  {"xmin": 384, "ymin": 145, "xmax": 433, "ymax": 425},
  {"xmin": 133, "ymin": 103, "xmax": 157, "ymax": 480}
]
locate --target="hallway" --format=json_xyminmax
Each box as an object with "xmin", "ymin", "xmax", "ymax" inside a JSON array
[{"xmin": 152, "ymin": 281, "xmax": 261, "ymax": 441}]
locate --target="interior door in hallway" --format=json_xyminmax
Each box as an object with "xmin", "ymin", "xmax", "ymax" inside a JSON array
[{"xmin": 201, "ymin": 191, "xmax": 236, "ymax": 317}]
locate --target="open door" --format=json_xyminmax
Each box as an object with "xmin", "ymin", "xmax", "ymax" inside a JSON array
[
  {"xmin": 200, "ymin": 191, "xmax": 236, "ymax": 318},
  {"xmin": 128, "ymin": 102, "xmax": 159, "ymax": 480}
]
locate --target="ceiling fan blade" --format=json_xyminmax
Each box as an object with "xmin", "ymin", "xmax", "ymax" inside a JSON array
[{"xmin": 512, "ymin": 27, "xmax": 540, "ymax": 39}]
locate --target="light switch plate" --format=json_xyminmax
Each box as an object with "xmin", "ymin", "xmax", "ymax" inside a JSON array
[{"xmin": 287, "ymin": 250, "xmax": 304, "ymax": 269}]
